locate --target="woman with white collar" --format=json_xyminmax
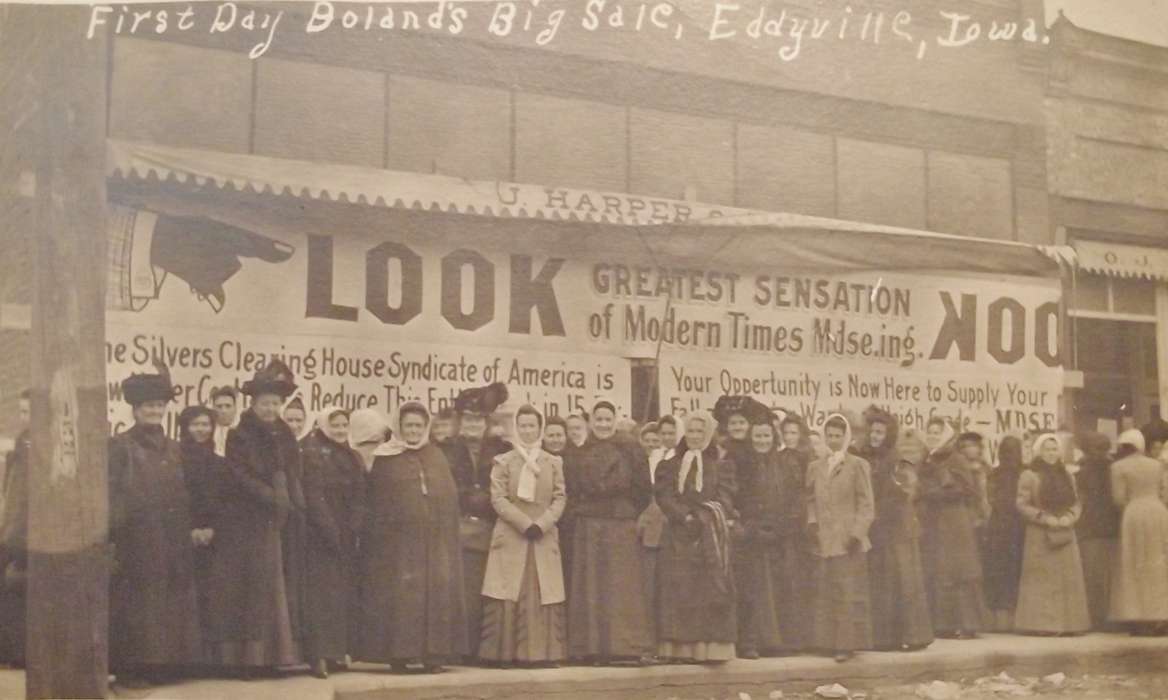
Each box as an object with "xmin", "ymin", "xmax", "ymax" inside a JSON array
[
  {"xmin": 479, "ymin": 405, "xmax": 567, "ymax": 667},
  {"xmin": 355, "ymin": 402, "xmax": 468, "ymax": 673},
  {"xmin": 806, "ymin": 413, "xmax": 875, "ymax": 663},
  {"xmin": 655, "ymin": 410, "xmax": 739, "ymax": 664}
]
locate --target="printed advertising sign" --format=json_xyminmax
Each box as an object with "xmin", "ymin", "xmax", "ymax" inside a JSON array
[{"xmin": 105, "ymin": 200, "xmax": 1062, "ymax": 453}]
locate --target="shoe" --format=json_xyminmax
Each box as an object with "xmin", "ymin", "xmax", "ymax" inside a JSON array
[
  {"xmin": 312, "ymin": 659, "xmax": 328, "ymax": 680},
  {"xmin": 833, "ymin": 652, "xmax": 853, "ymax": 663},
  {"xmin": 739, "ymin": 648, "xmax": 760, "ymax": 660}
]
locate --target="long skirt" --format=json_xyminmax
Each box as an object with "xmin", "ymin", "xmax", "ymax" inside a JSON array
[
  {"xmin": 869, "ymin": 539, "xmax": 934, "ymax": 650},
  {"xmin": 1110, "ymin": 497, "xmax": 1168, "ymax": 622},
  {"xmin": 781, "ymin": 539, "xmax": 815, "ymax": 650},
  {"xmin": 657, "ymin": 522, "xmax": 736, "ymax": 662},
  {"xmin": 567, "ymin": 518, "xmax": 653, "ymax": 660},
  {"xmin": 479, "ymin": 545, "xmax": 566, "ymax": 663},
  {"xmin": 462, "ymin": 547, "xmax": 488, "ymax": 659},
  {"xmin": 303, "ymin": 543, "xmax": 357, "ymax": 663},
  {"xmin": 1015, "ymin": 526, "xmax": 1090, "ymax": 634},
  {"xmin": 641, "ymin": 545, "xmax": 659, "ymax": 649},
  {"xmin": 1079, "ymin": 537, "xmax": 1115, "ymax": 629},
  {"xmin": 812, "ymin": 552, "xmax": 872, "ymax": 653},
  {"xmin": 736, "ymin": 540, "xmax": 790, "ymax": 654}
]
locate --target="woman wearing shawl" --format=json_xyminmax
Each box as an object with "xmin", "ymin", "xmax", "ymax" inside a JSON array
[
  {"xmin": 300, "ymin": 409, "xmax": 366, "ymax": 678},
  {"xmin": 1075, "ymin": 432, "xmax": 1120, "ymax": 630},
  {"xmin": 178, "ymin": 406, "xmax": 225, "ymax": 663},
  {"xmin": 654, "ymin": 411, "xmax": 738, "ymax": 663},
  {"xmin": 1108, "ymin": 429, "xmax": 1168, "ymax": 632},
  {"xmin": 1014, "ymin": 434, "xmax": 1090, "ymax": 634},
  {"xmin": 859, "ymin": 408, "xmax": 932, "ymax": 652},
  {"xmin": 479, "ymin": 405, "xmax": 567, "ymax": 665},
  {"xmin": 806, "ymin": 414, "xmax": 874, "ymax": 663},
  {"xmin": 357, "ymin": 402, "xmax": 467, "ymax": 671},
  {"xmin": 984, "ymin": 436, "xmax": 1027, "ymax": 631},
  {"xmin": 566, "ymin": 400, "xmax": 654, "ymax": 665},
  {"xmin": 917, "ymin": 416, "xmax": 988, "ymax": 639},
  {"xmin": 214, "ymin": 360, "xmax": 303, "ymax": 672},
  {"xmin": 736, "ymin": 415, "xmax": 803, "ymax": 658},
  {"xmin": 108, "ymin": 366, "xmax": 202, "ymax": 682}
]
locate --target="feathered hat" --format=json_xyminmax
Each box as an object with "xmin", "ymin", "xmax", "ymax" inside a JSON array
[
  {"xmin": 122, "ymin": 360, "xmax": 175, "ymax": 406},
  {"xmin": 241, "ymin": 358, "xmax": 297, "ymax": 398},
  {"xmin": 712, "ymin": 395, "xmax": 771, "ymax": 427},
  {"xmin": 453, "ymin": 382, "xmax": 508, "ymax": 416}
]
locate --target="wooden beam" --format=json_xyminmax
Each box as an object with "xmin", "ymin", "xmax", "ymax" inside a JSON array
[{"xmin": 18, "ymin": 6, "xmax": 111, "ymax": 698}]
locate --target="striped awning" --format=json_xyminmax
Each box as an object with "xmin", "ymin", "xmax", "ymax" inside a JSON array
[{"xmin": 1074, "ymin": 240, "xmax": 1168, "ymax": 282}]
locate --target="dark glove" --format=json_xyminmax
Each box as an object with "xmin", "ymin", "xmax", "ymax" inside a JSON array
[{"xmin": 524, "ymin": 524, "xmax": 543, "ymax": 540}]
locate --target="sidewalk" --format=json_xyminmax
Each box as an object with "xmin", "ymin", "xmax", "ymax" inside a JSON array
[{"xmin": 2, "ymin": 633, "xmax": 1167, "ymax": 700}]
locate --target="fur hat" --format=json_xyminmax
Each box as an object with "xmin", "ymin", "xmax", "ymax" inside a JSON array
[
  {"xmin": 453, "ymin": 382, "xmax": 508, "ymax": 416},
  {"xmin": 863, "ymin": 405, "xmax": 900, "ymax": 448},
  {"xmin": 241, "ymin": 359, "xmax": 297, "ymax": 398},
  {"xmin": 712, "ymin": 395, "xmax": 771, "ymax": 427},
  {"xmin": 122, "ymin": 360, "xmax": 175, "ymax": 406}
]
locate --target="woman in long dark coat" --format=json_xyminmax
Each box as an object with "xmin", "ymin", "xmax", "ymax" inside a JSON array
[
  {"xmin": 300, "ymin": 409, "xmax": 366, "ymax": 678},
  {"xmin": 859, "ymin": 409, "xmax": 932, "ymax": 651},
  {"xmin": 917, "ymin": 417, "xmax": 988, "ymax": 639},
  {"xmin": 736, "ymin": 417, "xmax": 802, "ymax": 658},
  {"xmin": 211, "ymin": 360, "xmax": 302, "ymax": 672},
  {"xmin": 177, "ymin": 405, "xmax": 225, "ymax": 663},
  {"xmin": 655, "ymin": 411, "xmax": 738, "ymax": 664},
  {"xmin": 776, "ymin": 414, "xmax": 815, "ymax": 650},
  {"xmin": 566, "ymin": 401, "xmax": 654, "ymax": 665},
  {"xmin": 109, "ymin": 366, "xmax": 202, "ymax": 682},
  {"xmin": 357, "ymin": 402, "xmax": 467, "ymax": 671},
  {"xmin": 984, "ymin": 436, "xmax": 1027, "ymax": 631},
  {"xmin": 1075, "ymin": 432, "xmax": 1120, "ymax": 630}
]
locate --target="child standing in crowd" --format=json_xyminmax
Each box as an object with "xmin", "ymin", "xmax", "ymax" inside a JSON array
[
  {"xmin": 480, "ymin": 405, "xmax": 567, "ymax": 667},
  {"xmin": 655, "ymin": 411, "xmax": 738, "ymax": 664},
  {"xmin": 1014, "ymin": 434, "xmax": 1090, "ymax": 636},
  {"xmin": 806, "ymin": 414, "xmax": 874, "ymax": 663},
  {"xmin": 1108, "ymin": 429, "xmax": 1168, "ymax": 634},
  {"xmin": 1074, "ymin": 432, "xmax": 1120, "ymax": 630},
  {"xmin": 984, "ymin": 436, "xmax": 1028, "ymax": 632},
  {"xmin": 918, "ymin": 417, "xmax": 988, "ymax": 639}
]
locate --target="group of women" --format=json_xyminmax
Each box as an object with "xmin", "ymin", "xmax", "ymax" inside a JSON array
[{"xmin": 104, "ymin": 358, "xmax": 1168, "ymax": 685}]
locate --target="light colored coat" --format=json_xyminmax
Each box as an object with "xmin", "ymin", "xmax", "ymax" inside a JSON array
[
  {"xmin": 481, "ymin": 449, "xmax": 567, "ymax": 604},
  {"xmin": 806, "ymin": 453, "xmax": 875, "ymax": 558}
]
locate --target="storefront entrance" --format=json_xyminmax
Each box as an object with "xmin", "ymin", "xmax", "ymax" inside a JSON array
[{"xmin": 1072, "ymin": 317, "xmax": 1159, "ymax": 435}]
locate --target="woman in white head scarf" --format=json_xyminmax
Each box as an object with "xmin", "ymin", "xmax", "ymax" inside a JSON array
[
  {"xmin": 354, "ymin": 402, "xmax": 468, "ymax": 672},
  {"xmin": 348, "ymin": 408, "xmax": 390, "ymax": 470},
  {"xmin": 478, "ymin": 404, "xmax": 568, "ymax": 666},
  {"xmin": 917, "ymin": 416, "xmax": 989, "ymax": 639},
  {"xmin": 805, "ymin": 413, "xmax": 875, "ymax": 663},
  {"xmin": 654, "ymin": 410, "xmax": 738, "ymax": 664}
]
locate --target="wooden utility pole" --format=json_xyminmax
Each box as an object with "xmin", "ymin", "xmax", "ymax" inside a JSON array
[{"xmin": 11, "ymin": 6, "xmax": 111, "ymax": 698}]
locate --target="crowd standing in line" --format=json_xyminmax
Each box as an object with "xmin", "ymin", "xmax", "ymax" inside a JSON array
[{"xmin": 7, "ymin": 364, "xmax": 1168, "ymax": 685}]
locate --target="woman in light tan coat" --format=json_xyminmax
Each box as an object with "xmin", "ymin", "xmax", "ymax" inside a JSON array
[{"xmin": 479, "ymin": 405, "xmax": 568, "ymax": 666}]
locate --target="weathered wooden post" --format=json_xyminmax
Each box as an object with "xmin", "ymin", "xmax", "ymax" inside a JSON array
[{"xmin": 11, "ymin": 6, "xmax": 110, "ymax": 698}]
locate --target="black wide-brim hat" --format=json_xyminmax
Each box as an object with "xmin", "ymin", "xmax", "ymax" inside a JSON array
[
  {"xmin": 454, "ymin": 382, "xmax": 508, "ymax": 415},
  {"xmin": 713, "ymin": 395, "xmax": 771, "ymax": 426},
  {"xmin": 242, "ymin": 359, "xmax": 297, "ymax": 399},
  {"xmin": 122, "ymin": 373, "xmax": 174, "ymax": 406}
]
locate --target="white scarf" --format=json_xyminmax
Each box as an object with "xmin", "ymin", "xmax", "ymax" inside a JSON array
[
  {"xmin": 824, "ymin": 412, "xmax": 852, "ymax": 473},
  {"xmin": 514, "ymin": 408, "xmax": 545, "ymax": 503},
  {"xmin": 376, "ymin": 403, "xmax": 431, "ymax": 457},
  {"xmin": 926, "ymin": 420, "xmax": 956, "ymax": 458},
  {"xmin": 677, "ymin": 410, "xmax": 717, "ymax": 494}
]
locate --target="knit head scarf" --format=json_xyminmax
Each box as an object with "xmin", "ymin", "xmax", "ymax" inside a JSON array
[
  {"xmin": 376, "ymin": 403, "xmax": 431, "ymax": 457},
  {"xmin": 513, "ymin": 406, "xmax": 545, "ymax": 503},
  {"xmin": 823, "ymin": 412, "xmax": 853, "ymax": 471},
  {"xmin": 1031, "ymin": 433, "xmax": 1076, "ymax": 515},
  {"xmin": 677, "ymin": 410, "xmax": 717, "ymax": 494}
]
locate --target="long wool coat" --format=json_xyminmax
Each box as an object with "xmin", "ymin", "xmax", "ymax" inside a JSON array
[
  {"xmin": 482, "ymin": 449, "xmax": 567, "ymax": 604},
  {"xmin": 213, "ymin": 410, "xmax": 300, "ymax": 666},
  {"xmin": 357, "ymin": 443, "xmax": 468, "ymax": 662},
  {"xmin": 918, "ymin": 447, "xmax": 987, "ymax": 633},
  {"xmin": 655, "ymin": 446, "xmax": 738, "ymax": 645},
  {"xmin": 180, "ymin": 437, "xmax": 228, "ymax": 648},
  {"xmin": 859, "ymin": 443, "xmax": 933, "ymax": 650},
  {"xmin": 1108, "ymin": 454, "xmax": 1168, "ymax": 622},
  {"xmin": 300, "ymin": 429, "xmax": 366, "ymax": 661},
  {"xmin": 108, "ymin": 424, "xmax": 202, "ymax": 667},
  {"xmin": 1014, "ymin": 467, "xmax": 1090, "ymax": 633},
  {"xmin": 806, "ymin": 453, "xmax": 875, "ymax": 558},
  {"xmin": 984, "ymin": 463, "xmax": 1026, "ymax": 612}
]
